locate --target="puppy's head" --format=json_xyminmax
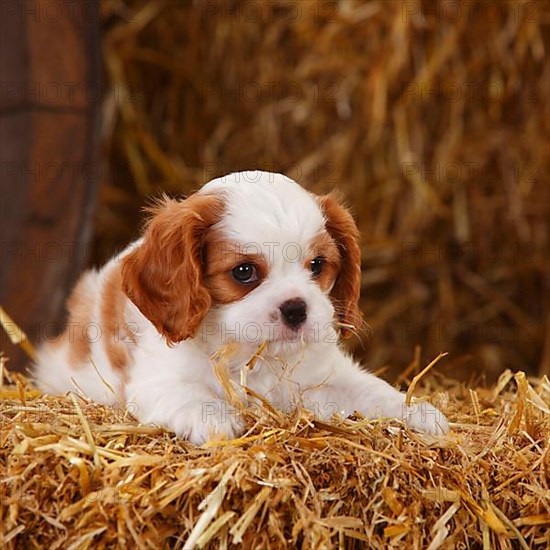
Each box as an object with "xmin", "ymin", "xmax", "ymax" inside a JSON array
[{"xmin": 122, "ymin": 171, "xmax": 362, "ymax": 349}]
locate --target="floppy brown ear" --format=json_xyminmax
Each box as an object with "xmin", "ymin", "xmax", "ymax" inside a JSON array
[
  {"xmin": 121, "ymin": 193, "xmax": 224, "ymax": 345},
  {"xmin": 318, "ymin": 192, "xmax": 363, "ymax": 338}
]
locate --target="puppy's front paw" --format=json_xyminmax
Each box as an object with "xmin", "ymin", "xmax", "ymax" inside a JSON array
[
  {"xmin": 171, "ymin": 399, "xmax": 245, "ymax": 445},
  {"xmin": 402, "ymin": 402, "xmax": 449, "ymax": 435}
]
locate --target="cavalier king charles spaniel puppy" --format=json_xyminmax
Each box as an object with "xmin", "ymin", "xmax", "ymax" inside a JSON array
[{"xmin": 35, "ymin": 171, "xmax": 449, "ymax": 443}]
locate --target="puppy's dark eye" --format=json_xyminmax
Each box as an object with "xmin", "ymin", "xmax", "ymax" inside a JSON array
[
  {"xmin": 310, "ymin": 256, "xmax": 324, "ymax": 277},
  {"xmin": 231, "ymin": 263, "xmax": 258, "ymax": 284}
]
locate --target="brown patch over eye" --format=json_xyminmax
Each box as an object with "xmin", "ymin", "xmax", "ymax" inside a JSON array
[
  {"xmin": 203, "ymin": 237, "xmax": 268, "ymax": 304},
  {"xmin": 306, "ymin": 232, "xmax": 341, "ymax": 292}
]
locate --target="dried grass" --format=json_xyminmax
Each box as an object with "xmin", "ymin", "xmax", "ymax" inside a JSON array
[
  {"xmin": 96, "ymin": 0, "xmax": 550, "ymax": 379},
  {"xmin": 1, "ymin": 355, "xmax": 548, "ymax": 548}
]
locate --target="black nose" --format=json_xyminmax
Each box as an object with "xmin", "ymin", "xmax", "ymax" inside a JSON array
[{"xmin": 279, "ymin": 298, "xmax": 307, "ymax": 328}]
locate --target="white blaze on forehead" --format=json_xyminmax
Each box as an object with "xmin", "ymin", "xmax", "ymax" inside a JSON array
[{"xmin": 201, "ymin": 171, "xmax": 326, "ymax": 259}]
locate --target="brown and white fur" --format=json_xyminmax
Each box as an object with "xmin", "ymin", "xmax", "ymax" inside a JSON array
[{"xmin": 35, "ymin": 171, "xmax": 449, "ymax": 444}]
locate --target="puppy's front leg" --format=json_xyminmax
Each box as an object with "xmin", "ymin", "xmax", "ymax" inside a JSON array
[
  {"xmin": 311, "ymin": 353, "xmax": 449, "ymax": 435},
  {"xmin": 350, "ymin": 369, "xmax": 449, "ymax": 435},
  {"xmin": 127, "ymin": 379, "xmax": 245, "ymax": 445}
]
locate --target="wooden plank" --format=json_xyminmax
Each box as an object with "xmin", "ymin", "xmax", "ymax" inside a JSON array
[{"xmin": 0, "ymin": 0, "xmax": 101, "ymax": 371}]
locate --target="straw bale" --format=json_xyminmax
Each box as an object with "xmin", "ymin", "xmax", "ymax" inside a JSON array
[
  {"xmin": 1, "ymin": 357, "xmax": 548, "ymax": 548},
  {"xmin": 96, "ymin": 0, "xmax": 549, "ymax": 380}
]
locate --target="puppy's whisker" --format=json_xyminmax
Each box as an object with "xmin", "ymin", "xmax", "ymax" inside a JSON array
[
  {"xmin": 334, "ymin": 323, "xmax": 362, "ymax": 342},
  {"xmin": 331, "ymin": 305, "xmax": 372, "ymax": 338}
]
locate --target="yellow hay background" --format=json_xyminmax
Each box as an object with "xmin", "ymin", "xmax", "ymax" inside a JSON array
[{"xmin": 97, "ymin": 0, "xmax": 550, "ymax": 379}]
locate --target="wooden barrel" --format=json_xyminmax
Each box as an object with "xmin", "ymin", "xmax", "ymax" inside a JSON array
[{"xmin": 0, "ymin": 0, "xmax": 101, "ymax": 371}]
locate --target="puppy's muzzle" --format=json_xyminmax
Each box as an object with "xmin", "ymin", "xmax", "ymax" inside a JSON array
[{"xmin": 279, "ymin": 298, "xmax": 307, "ymax": 328}]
